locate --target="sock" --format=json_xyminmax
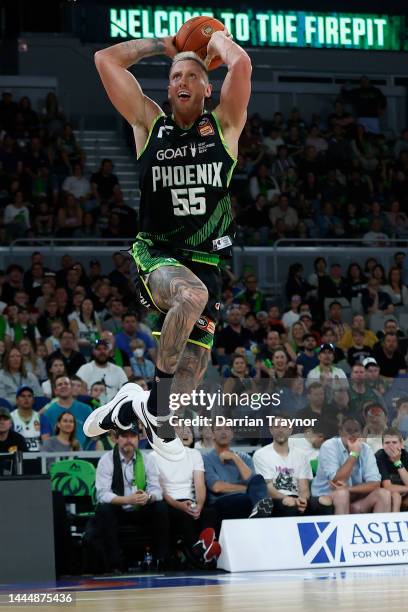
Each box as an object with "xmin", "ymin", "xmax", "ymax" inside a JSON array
[{"xmin": 147, "ymin": 367, "xmax": 174, "ymax": 418}]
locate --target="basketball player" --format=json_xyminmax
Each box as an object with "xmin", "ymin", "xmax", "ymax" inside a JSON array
[{"xmin": 84, "ymin": 29, "xmax": 252, "ymax": 460}]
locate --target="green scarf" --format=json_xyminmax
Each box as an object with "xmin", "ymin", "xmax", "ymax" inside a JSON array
[
  {"xmin": 114, "ymin": 347, "xmax": 123, "ymax": 368},
  {"xmin": 0, "ymin": 316, "xmax": 6, "ymax": 341},
  {"xmin": 111, "ymin": 445, "xmax": 146, "ymax": 510}
]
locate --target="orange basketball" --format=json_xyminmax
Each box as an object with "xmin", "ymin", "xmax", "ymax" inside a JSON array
[{"xmin": 175, "ymin": 16, "xmax": 224, "ymax": 71}]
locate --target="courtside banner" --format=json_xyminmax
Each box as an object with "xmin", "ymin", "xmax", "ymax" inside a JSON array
[{"xmin": 218, "ymin": 512, "xmax": 408, "ymax": 572}]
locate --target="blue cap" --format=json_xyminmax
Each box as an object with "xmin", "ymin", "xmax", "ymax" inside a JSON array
[{"xmin": 16, "ymin": 385, "xmax": 34, "ymax": 398}]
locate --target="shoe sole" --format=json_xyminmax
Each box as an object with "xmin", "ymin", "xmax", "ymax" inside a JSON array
[
  {"xmin": 136, "ymin": 401, "xmax": 186, "ymax": 462},
  {"xmin": 83, "ymin": 383, "xmax": 142, "ymax": 437}
]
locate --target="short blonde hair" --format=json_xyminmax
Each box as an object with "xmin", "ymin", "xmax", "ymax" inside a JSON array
[{"xmin": 170, "ymin": 52, "xmax": 209, "ymax": 81}]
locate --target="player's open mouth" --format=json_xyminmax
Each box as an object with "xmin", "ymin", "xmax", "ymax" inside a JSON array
[{"xmin": 178, "ymin": 91, "xmax": 191, "ymax": 99}]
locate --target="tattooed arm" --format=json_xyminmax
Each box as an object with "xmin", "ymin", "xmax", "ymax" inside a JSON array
[
  {"xmin": 148, "ymin": 265, "xmax": 209, "ymax": 375},
  {"xmin": 94, "ymin": 37, "xmax": 178, "ymax": 152}
]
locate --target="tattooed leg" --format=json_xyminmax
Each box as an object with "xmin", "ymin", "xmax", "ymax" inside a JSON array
[{"xmin": 146, "ymin": 265, "xmax": 208, "ymax": 419}]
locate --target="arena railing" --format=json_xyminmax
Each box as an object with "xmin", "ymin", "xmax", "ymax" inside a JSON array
[
  {"xmin": 4, "ymin": 237, "xmax": 408, "ymax": 296},
  {"xmin": 232, "ymin": 238, "xmax": 408, "ymax": 296},
  {"xmin": 8, "ymin": 448, "xmax": 260, "ymax": 475}
]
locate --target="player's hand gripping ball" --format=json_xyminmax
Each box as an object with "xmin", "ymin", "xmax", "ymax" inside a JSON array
[{"xmin": 175, "ymin": 16, "xmax": 225, "ymax": 71}]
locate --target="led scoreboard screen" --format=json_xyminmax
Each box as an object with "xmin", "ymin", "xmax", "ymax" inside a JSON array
[{"xmin": 108, "ymin": 7, "xmax": 407, "ymax": 51}]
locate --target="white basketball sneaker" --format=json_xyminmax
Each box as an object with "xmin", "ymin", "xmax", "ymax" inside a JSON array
[{"xmin": 83, "ymin": 382, "xmax": 185, "ymax": 461}]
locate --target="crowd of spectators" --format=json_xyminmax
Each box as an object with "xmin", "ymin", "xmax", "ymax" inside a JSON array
[
  {"xmin": 1, "ymin": 80, "xmax": 408, "ymax": 573},
  {"xmin": 1, "ymin": 77, "xmax": 408, "ymax": 247},
  {"xmin": 0, "ymin": 90, "xmax": 136, "ymax": 244}
]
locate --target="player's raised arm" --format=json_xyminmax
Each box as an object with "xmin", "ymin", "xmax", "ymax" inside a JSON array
[
  {"xmin": 94, "ymin": 37, "xmax": 177, "ymax": 150},
  {"xmin": 207, "ymin": 31, "xmax": 252, "ymax": 150}
]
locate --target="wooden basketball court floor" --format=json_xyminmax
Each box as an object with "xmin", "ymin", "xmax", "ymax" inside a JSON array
[{"xmin": 2, "ymin": 565, "xmax": 408, "ymax": 611}]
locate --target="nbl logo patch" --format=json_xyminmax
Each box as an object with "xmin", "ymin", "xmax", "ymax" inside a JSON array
[
  {"xmin": 195, "ymin": 316, "xmax": 215, "ymax": 335},
  {"xmin": 197, "ymin": 117, "xmax": 215, "ymax": 137}
]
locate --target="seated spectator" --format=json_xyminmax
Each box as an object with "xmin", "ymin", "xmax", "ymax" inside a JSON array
[
  {"xmin": 324, "ymin": 301, "xmax": 350, "ymax": 343},
  {"xmin": 41, "ymin": 374, "xmax": 92, "ymax": 449},
  {"xmin": 18, "ymin": 337, "xmax": 46, "ymax": 381},
  {"xmin": 376, "ymin": 428, "xmax": 408, "ymax": 512},
  {"xmin": 312, "ymin": 417, "xmax": 391, "ymax": 514},
  {"xmin": 382, "ymin": 266, "xmax": 408, "ymax": 307},
  {"xmin": 387, "ymin": 200, "xmax": 408, "ymax": 238},
  {"xmin": 195, "ymin": 425, "xmax": 214, "ymax": 450},
  {"xmin": 269, "ymin": 194, "xmax": 299, "ymax": 232},
  {"xmin": 47, "ymin": 329, "xmax": 86, "ymax": 376},
  {"xmin": 306, "ymin": 343, "xmax": 348, "ymax": 391},
  {"xmin": 91, "ymin": 158, "xmax": 119, "ymax": 201},
  {"xmin": 37, "ymin": 298, "xmax": 59, "ymax": 337},
  {"xmin": 363, "ymin": 219, "xmax": 390, "ymax": 247},
  {"xmin": 98, "ymin": 330, "xmax": 132, "ymax": 378},
  {"xmin": 281, "ymin": 294, "xmax": 301, "ymax": 329},
  {"xmin": 45, "ymin": 319, "xmax": 64, "ymax": 355},
  {"xmin": 41, "ymin": 411, "xmax": 81, "ymax": 459},
  {"xmin": 76, "ymin": 339, "xmax": 128, "ymax": 402},
  {"xmin": 223, "ymin": 353, "xmax": 257, "ymax": 396},
  {"xmin": 115, "ymin": 311, "xmax": 156, "ymax": 361},
  {"xmin": 288, "ymin": 321, "xmax": 307, "ymax": 355},
  {"xmin": 89, "ymin": 380, "xmax": 106, "ymax": 408},
  {"xmin": 70, "ymin": 374, "xmax": 88, "ymax": 399},
  {"xmin": 234, "ymin": 274, "xmax": 266, "ymax": 314},
  {"xmin": 296, "ymin": 382, "xmax": 338, "ymax": 435},
  {"xmin": 0, "ymin": 346, "xmax": 42, "ymax": 404},
  {"xmin": 361, "ymin": 278, "xmax": 394, "ymax": 315},
  {"xmin": 94, "ymin": 427, "xmax": 167, "ymax": 572},
  {"xmin": 33, "ymin": 200, "xmax": 54, "ymax": 237},
  {"xmin": 11, "ymin": 386, "xmax": 48, "ymax": 451},
  {"xmin": 346, "ymin": 262, "xmax": 367, "ymax": 298},
  {"xmin": 42, "ymin": 357, "xmax": 66, "ymax": 398},
  {"xmin": 249, "ymin": 164, "xmax": 280, "ymax": 202},
  {"xmin": 151, "ymin": 422, "xmax": 219, "ymax": 566},
  {"xmin": 62, "ymin": 163, "xmax": 90, "ymax": 200},
  {"xmin": 272, "ymin": 145, "xmax": 296, "ymax": 180},
  {"xmin": 349, "ymin": 363, "xmax": 381, "ymax": 415},
  {"xmin": 373, "ymin": 333, "xmax": 407, "ymax": 378},
  {"xmin": 256, "ymin": 330, "xmax": 285, "ymax": 372},
  {"xmin": 285, "ymin": 263, "xmax": 311, "ymax": 302},
  {"xmin": 4, "ymin": 190, "xmax": 31, "ymax": 240},
  {"xmin": 290, "ymin": 425, "xmax": 326, "ymax": 474},
  {"xmin": 254, "ymin": 417, "xmax": 333, "ymax": 516},
  {"xmin": 0, "ymin": 407, "xmax": 27, "ymax": 454},
  {"xmin": 101, "ymin": 297, "xmax": 125, "ymax": 335},
  {"xmin": 307, "ymin": 257, "xmax": 328, "ymax": 296},
  {"xmin": 391, "ymin": 397, "xmax": 408, "ymax": 434},
  {"xmin": 215, "ymin": 306, "xmax": 252, "ymax": 358},
  {"xmin": 362, "ymin": 402, "xmax": 388, "ymax": 454},
  {"xmin": 56, "ymin": 194, "xmax": 83, "ymax": 238},
  {"xmin": 243, "ymin": 312, "xmax": 264, "ymax": 345},
  {"xmin": 58, "ymin": 123, "xmax": 84, "ymax": 166},
  {"xmin": 130, "ymin": 338, "xmax": 155, "ymax": 382},
  {"xmin": 305, "ymin": 124, "xmax": 328, "ymax": 154},
  {"xmin": 266, "ymin": 305, "xmax": 284, "ymax": 335},
  {"xmin": 69, "ymin": 298, "xmax": 102, "ymax": 349},
  {"xmin": 338, "ymin": 314, "xmax": 378, "ymax": 350},
  {"xmin": 9, "ymin": 306, "xmax": 40, "ymax": 347},
  {"xmin": 203, "ymin": 424, "xmax": 273, "ymax": 526},
  {"xmin": 296, "ymin": 334, "xmax": 319, "ymax": 378},
  {"xmin": 263, "ymin": 126, "xmax": 284, "ymax": 158},
  {"xmin": 318, "ymin": 328, "xmax": 345, "ymax": 367},
  {"xmin": 347, "ymin": 328, "xmax": 374, "ymax": 367},
  {"xmin": 319, "ymin": 263, "xmax": 350, "ymax": 301}
]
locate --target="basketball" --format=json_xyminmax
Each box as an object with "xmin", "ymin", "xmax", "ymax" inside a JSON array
[{"xmin": 175, "ymin": 16, "xmax": 225, "ymax": 71}]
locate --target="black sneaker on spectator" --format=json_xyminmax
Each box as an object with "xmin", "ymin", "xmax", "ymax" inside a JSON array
[
  {"xmin": 83, "ymin": 382, "xmax": 185, "ymax": 461},
  {"xmin": 249, "ymin": 497, "xmax": 274, "ymax": 518}
]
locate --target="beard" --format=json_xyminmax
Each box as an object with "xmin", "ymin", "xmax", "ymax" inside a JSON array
[{"xmin": 94, "ymin": 355, "xmax": 109, "ymax": 365}]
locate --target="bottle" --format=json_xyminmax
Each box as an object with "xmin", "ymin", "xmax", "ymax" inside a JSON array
[{"xmin": 142, "ymin": 546, "xmax": 153, "ymax": 570}]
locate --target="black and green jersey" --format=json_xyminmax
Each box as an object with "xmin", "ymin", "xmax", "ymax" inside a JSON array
[{"xmin": 136, "ymin": 111, "xmax": 237, "ymax": 255}]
